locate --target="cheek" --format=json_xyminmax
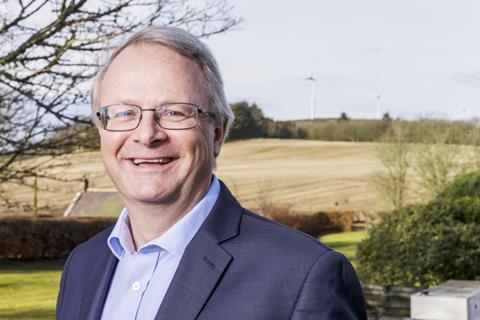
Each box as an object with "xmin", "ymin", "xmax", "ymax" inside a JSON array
[
  {"xmin": 181, "ymin": 128, "xmax": 214, "ymax": 163},
  {"xmin": 198, "ymin": 127, "xmax": 216, "ymax": 154},
  {"xmin": 100, "ymin": 131, "xmax": 127, "ymax": 159}
]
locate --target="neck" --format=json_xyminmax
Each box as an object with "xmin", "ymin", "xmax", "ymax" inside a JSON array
[{"xmin": 123, "ymin": 177, "xmax": 212, "ymax": 249}]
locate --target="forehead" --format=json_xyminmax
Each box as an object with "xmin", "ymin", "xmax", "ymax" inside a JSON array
[{"xmin": 99, "ymin": 43, "xmax": 209, "ymax": 106}]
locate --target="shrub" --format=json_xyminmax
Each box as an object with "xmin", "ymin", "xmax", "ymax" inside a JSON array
[
  {"xmin": 436, "ymin": 171, "xmax": 480, "ymax": 200},
  {"xmin": 356, "ymin": 195, "xmax": 480, "ymax": 287},
  {"xmin": 0, "ymin": 216, "xmax": 116, "ymax": 260},
  {"xmin": 262, "ymin": 205, "xmax": 354, "ymax": 237}
]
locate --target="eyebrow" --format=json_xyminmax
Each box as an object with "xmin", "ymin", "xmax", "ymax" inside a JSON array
[
  {"xmin": 118, "ymin": 99, "xmax": 140, "ymax": 105},
  {"xmin": 117, "ymin": 99, "xmax": 181, "ymax": 106}
]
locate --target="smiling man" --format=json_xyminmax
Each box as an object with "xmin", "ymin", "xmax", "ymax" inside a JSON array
[{"xmin": 56, "ymin": 27, "xmax": 367, "ymax": 320}]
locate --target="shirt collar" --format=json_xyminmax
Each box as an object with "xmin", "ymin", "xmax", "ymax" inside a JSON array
[{"xmin": 107, "ymin": 175, "xmax": 220, "ymax": 259}]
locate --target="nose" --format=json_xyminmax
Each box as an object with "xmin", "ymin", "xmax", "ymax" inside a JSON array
[{"xmin": 132, "ymin": 110, "xmax": 168, "ymax": 146}]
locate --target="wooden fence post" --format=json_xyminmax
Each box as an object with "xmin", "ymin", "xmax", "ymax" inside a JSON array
[{"xmin": 82, "ymin": 175, "xmax": 89, "ymax": 192}]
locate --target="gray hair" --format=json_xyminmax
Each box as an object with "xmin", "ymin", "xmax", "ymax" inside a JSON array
[{"xmin": 91, "ymin": 26, "xmax": 234, "ymax": 137}]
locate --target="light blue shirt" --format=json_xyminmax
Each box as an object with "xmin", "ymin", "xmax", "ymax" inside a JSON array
[{"xmin": 100, "ymin": 176, "xmax": 220, "ymax": 320}]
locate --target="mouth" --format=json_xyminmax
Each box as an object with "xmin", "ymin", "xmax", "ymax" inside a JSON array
[{"xmin": 129, "ymin": 157, "xmax": 175, "ymax": 166}]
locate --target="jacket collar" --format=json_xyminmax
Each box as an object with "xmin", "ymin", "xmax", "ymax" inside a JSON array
[
  {"xmin": 78, "ymin": 230, "xmax": 118, "ymax": 320},
  {"xmin": 201, "ymin": 180, "xmax": 242, "ymax": 243},
  {"xmin": 154, "ymin": 180, "xmax": 242, "ymax": 320},
  {"xmin": 80, "ymin": 181, "xmax": 242, "ymax": 320}
]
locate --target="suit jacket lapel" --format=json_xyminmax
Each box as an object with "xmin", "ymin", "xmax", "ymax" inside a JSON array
[
  {"xmin": 155, "ymin": 181, "xmax": 242, "ymax": 320},
  {"xmin": 80, "ymin": 245, "xmax": 118, "ymax": 320}
]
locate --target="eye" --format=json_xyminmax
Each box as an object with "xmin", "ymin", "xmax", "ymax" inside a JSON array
[
  {"xmin": 158, "ymin": 108, "xmax": 190, "ymax": 119},
  {"xmin": 114, "ymin": 109, "xmax": 136, "ymax": 118},
  {"xmin": 164, "ymin": 110, "xmax": 186, "ymax": 117},
  {"xmin": 155, "ymin": 104, "xmax": 197, "ymax": 123}
]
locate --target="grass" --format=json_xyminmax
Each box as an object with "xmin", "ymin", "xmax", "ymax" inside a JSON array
[
  {"xmin": 320, "ymin": 230, "xmax": 367, "ymax": 266},
  {"xmin": 0, "ymin": 260, "xmax": 63, "ymax": 320}
]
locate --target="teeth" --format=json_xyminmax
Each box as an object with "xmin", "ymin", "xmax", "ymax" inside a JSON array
[{"xmin": 132, "ymin": 158, "xmax": 172, "ymax": 165}]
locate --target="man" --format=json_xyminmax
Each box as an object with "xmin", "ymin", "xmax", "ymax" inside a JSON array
[{"xmin": 56, "ymin": 26, "xmax": 367, "ymax": 320}]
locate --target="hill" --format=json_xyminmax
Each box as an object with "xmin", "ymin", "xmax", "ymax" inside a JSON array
[
  {"xmin": 216, "ymin": 139, "xmax": 383, "ymax": 213},
  {"xmin": 1, "ymin": 139, "xmax": 396, "ymax": 216}
]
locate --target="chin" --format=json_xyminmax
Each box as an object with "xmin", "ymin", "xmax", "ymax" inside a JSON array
[
  {"xmin": 124, "ymin": 192, "xmax": 169, "ymax": 205},
  {"xmin": 124, "ymin": 184, "xmax": 180, "ymax": 205}
]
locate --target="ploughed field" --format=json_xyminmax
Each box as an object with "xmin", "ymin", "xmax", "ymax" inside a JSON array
[{"xmin": 1, "ymin": 139, "xmax": 391, "ymax": 216}]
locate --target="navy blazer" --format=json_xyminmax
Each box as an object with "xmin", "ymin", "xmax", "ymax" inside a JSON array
[{"xmin": 56, "ymin": 182, "xmax": 367, "ymax": 319}]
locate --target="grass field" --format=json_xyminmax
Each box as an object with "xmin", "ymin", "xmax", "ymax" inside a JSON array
[
  {"xmin": 0, "ymin": 231, "xmax": 366, "ymax": 319},
  {"xmin": 2, "ymin": 139, "xmax": 391, "ymax": 216},
  {"xmin": 0, "ymin": 260, "xmax": 63, "ymax": 320},
  {"xmin": 320, "ymin": 230, "xmax": 368, "ymax": 266}
]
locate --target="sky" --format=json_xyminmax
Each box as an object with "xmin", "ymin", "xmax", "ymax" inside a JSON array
[{"xmin": 202, "ymin": 0, "xmax": 480, "ymax": 121}]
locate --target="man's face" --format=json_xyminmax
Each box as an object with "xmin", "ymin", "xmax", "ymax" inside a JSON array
[{"xmin": 98, "ymin": 43, "xmax": 224, "ymax": 206}]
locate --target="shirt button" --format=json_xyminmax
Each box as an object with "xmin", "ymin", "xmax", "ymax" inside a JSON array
[{"xmin": 132, "ymin": 281, "xmax": 141, "ymax": 291}]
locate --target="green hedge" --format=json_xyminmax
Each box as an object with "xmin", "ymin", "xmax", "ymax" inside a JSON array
[
  {"xmin": 356, "ymin": 195, "xmax": 480, "ymax": 286},
  {"xmin": 0, "ymin": 216, "xmax": 116, "ymax": 260},
  {"xmin": 436, "ymin": 171, "xmax": 480, "ymax": 200}
]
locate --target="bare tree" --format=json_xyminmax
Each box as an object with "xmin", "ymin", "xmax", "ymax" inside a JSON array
[
  {"xmin": 469, "ymin": 124, "xmax": 480, "ymax": 171},
  {"xmin": 0, "ymin": 0, "xmax": 240, "ymax": 200},
  {"xmin": 372, "ymin": 119, "xmax": 477, "ymax": 210},
  {"xmin": 410, "ymin": 120, "xmax": 463, "ymax": 200},
  {"xmin": 371, "ymin": 121, "xmax": 410, "ymax": 210}
]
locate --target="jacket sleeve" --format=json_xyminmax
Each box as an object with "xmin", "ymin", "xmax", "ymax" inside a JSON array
[
  {"xmin": 56, "ymin": 248, "xmax": 76, "ymax": 320},
  {"xmin": 290, "ymin": 250, "xmax": 367, "ymax": 320}
]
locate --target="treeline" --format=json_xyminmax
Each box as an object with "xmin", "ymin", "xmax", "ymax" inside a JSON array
[
  {"xmin": 55, "ymin": 101, "xmax": 480, "ymax": 149},
  {"xmin": 228, "ymin": 101, "xmax": 308, "ymax": 140},
  {"xmin": 228, "ymin": 101, "xmax": 480, "ymax": 145}
]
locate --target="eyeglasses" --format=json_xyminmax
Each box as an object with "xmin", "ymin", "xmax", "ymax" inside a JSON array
[{"xmin": 96, "ymin": 103, "xmax": 216, "ymax": 131}]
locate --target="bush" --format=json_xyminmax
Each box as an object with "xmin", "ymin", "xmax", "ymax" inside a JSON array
[
  {"xmin": 262, "ymin": 205, "xmax": 354, "ymax": 237},
  {"xmin": 356, "ymin": 193, "xmax": 480, "ymax": 286},
  {"xmin": 436, "ymin": 171, "xmax": 480, "ymax": 200},
  {"xmin": 0, "ymin": 216, "xmax": 116, "ymax": 260},
  {"xmin": 295, "ymin": 119, "xmax": 391, "ymax": 142}
]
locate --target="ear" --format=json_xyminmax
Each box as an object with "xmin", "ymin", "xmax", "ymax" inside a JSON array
[{"xmin": 213, "ymin": 120, "xmax": 227, "ymax": 157}]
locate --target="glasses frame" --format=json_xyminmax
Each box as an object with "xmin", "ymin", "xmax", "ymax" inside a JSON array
[{"xmin": 96, "ymin": 102, "xmax": 216, "ymax": 132}]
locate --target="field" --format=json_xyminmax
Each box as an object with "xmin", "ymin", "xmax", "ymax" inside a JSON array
[
  {"xmin": 320, "ymin": 230, "xmax": 368, "ymax": 265},
  {"xmin": 216, "ymin": 139, "xmax": 384, "ymax": 213},
  {"xmin": 0, "ymin": 260, "xmax": 63, "ymax": 320},
  {"xmin": 0, "ymin": 231, "xmax": 365, "ymax": 320},
  {"xmin": 1, "ymin": 139, "xmax": 394, "ymax": 216}
]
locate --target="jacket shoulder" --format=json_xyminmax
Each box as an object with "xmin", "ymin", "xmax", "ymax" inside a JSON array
[
  {"xmin": 236, "ymin": 209, "xmax": 332, "ymax": 259},
  {"xmin": 69, "ymin": 225, "xmax": 114, "ymax": 260}
]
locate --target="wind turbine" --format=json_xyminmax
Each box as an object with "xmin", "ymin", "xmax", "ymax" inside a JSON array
[
  {"xmin": 306, "ymin": 75, "xmax": 316, "ymax": 120},
  {"xmin": 375, "ymin": 92, "xmax": 381, "ymax": 119}
]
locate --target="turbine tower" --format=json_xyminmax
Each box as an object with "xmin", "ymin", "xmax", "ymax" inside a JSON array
[
  {"xmin": 375, "ymin": 92, "xmax": 381, "ymax": 119},
  {"xmin": 306, "ymin": 75, "xmax": 316, "ymax": 120}
]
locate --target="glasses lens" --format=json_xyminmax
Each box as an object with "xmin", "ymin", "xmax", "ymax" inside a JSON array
[
  {"xmin": 157, "ymin": 104, "xmax": 198, "ymax": 129},
  {"xmin": 100, "ymin": 104, "xmax": 141, "ymax": 131}
]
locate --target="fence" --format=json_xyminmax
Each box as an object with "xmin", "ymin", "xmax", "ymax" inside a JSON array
[{"xmin": 363, "ymin": 284, "xmax": 424, "ymax": 320}]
